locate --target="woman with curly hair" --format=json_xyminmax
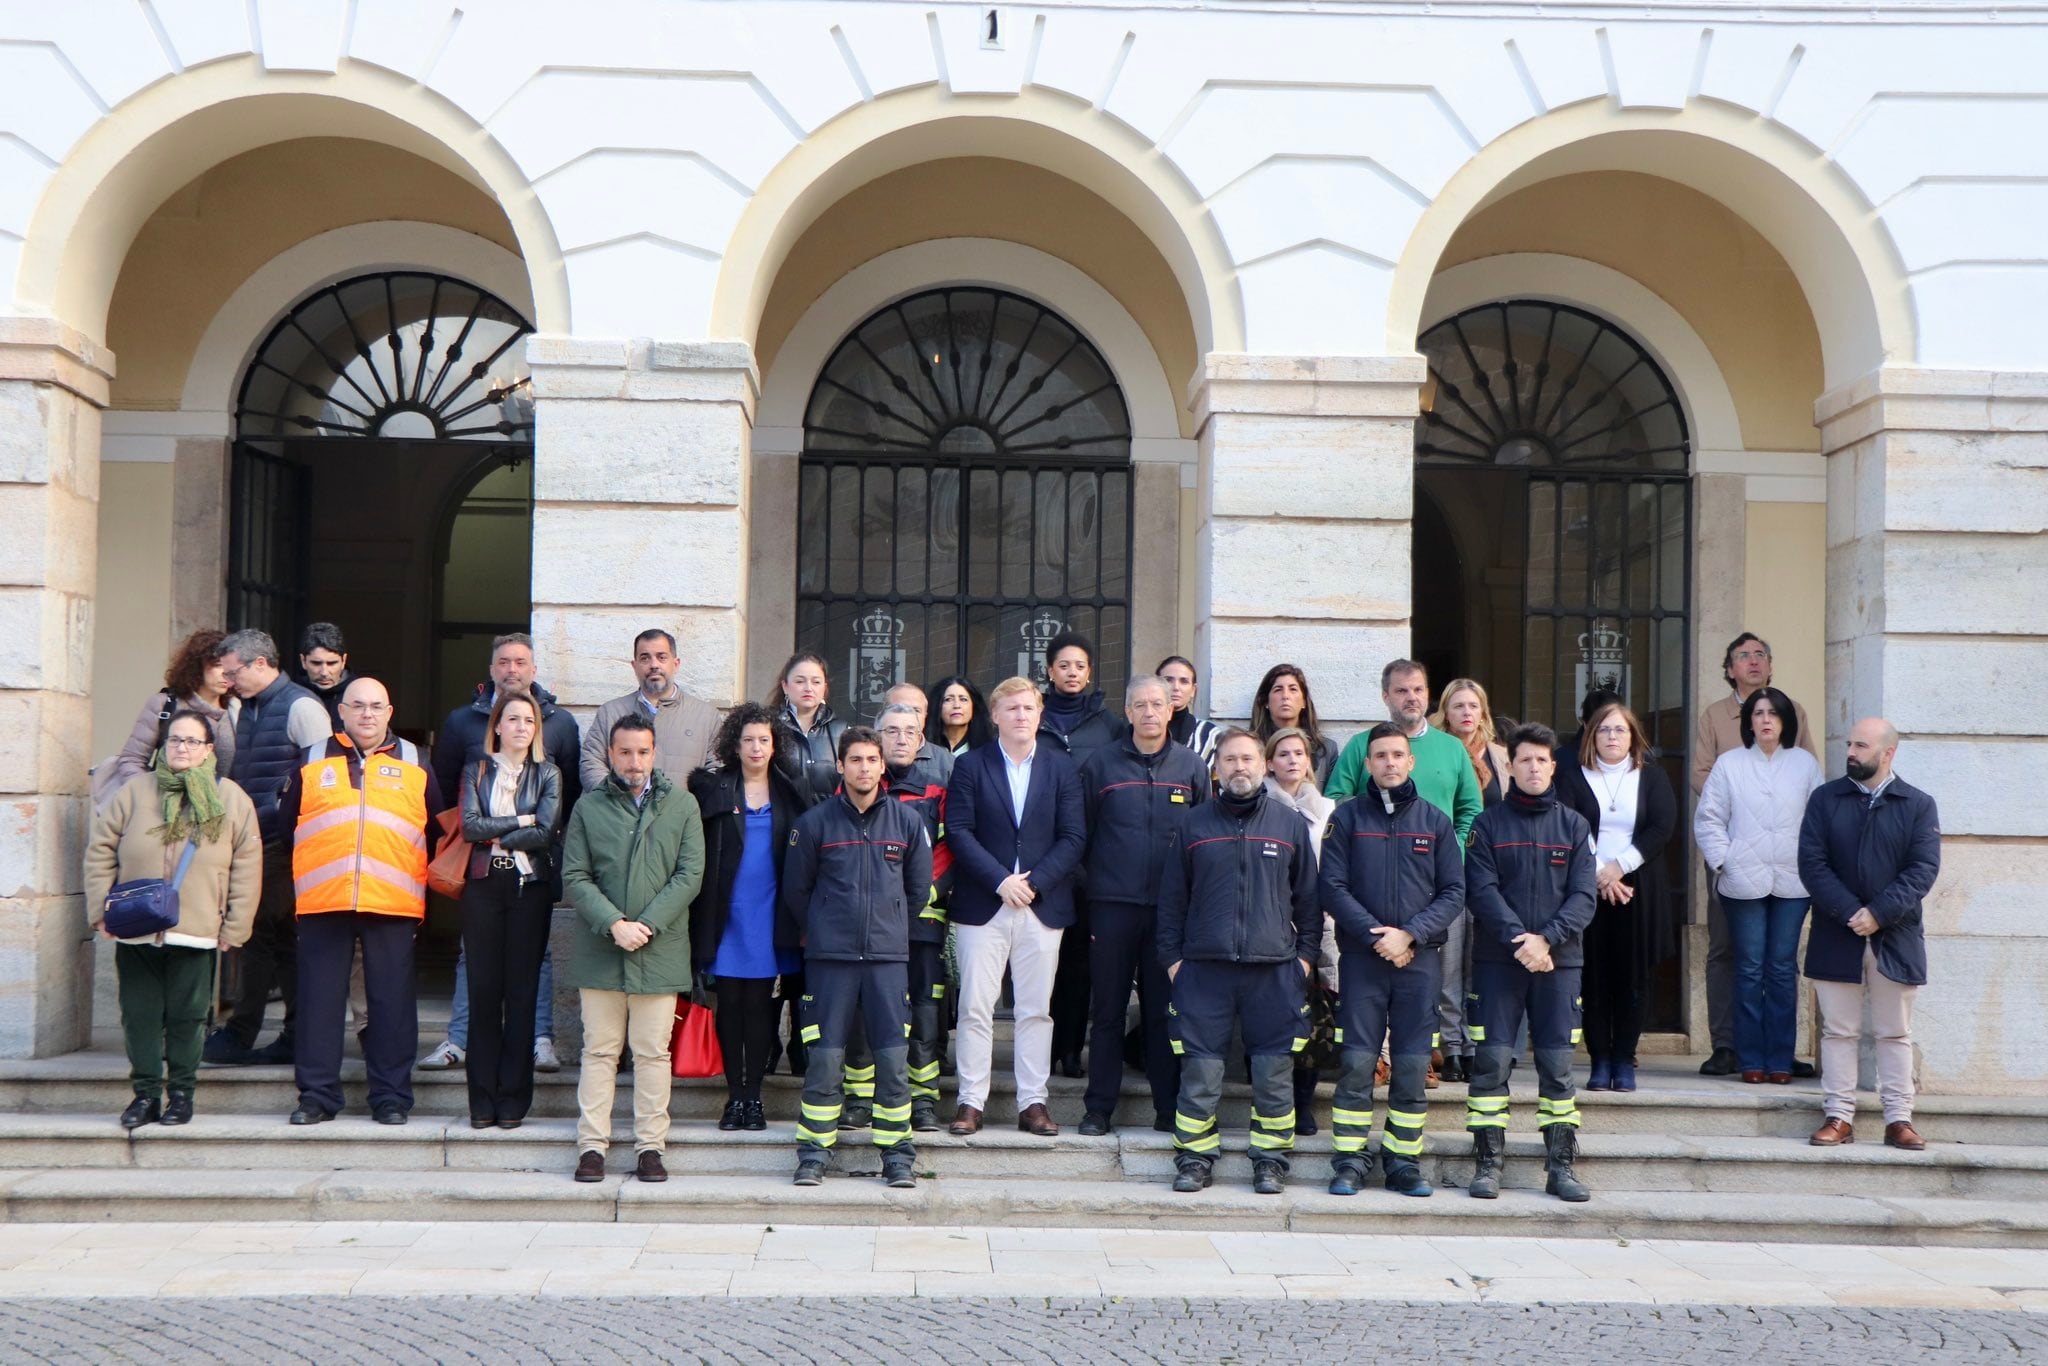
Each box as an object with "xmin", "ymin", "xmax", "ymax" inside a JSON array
[
  {"xmin": 97, "ymin": 629, "xmax": 238, "ymax": 803},
  {"xmin": 687, "ymin": 703, "xmax": 817, "ymax": 1128}
]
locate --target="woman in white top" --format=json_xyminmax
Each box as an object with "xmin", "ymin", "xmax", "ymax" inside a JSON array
[
  {"xmin": 1693, "ymin": 687, "xmax": 1823, "ymax": 1085},
  {"xmin": 1264, "ymin": 726, "xmax": 1338, "ymax": 1133}
]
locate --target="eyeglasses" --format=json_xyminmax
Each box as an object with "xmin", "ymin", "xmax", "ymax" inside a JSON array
[
  {"xmin": 1593, "ymin": 725, "xmax": 1632, "ymax": 737},
  {"xmin": 342, "ymin": 702, "xmax": 391, "ymax": 714},
  {"xmin": 163, "ymin": 737, "xmax": 212, "ymax": 750},
  {"xmin": 1731, "ymin": 650, "xmax": 1770, "ymax": 663}
]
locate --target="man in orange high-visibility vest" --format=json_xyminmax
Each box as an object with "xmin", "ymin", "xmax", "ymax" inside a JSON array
[{"xmin": 278, "ymin": 677, "xmax": 446, "ymax": 1126}]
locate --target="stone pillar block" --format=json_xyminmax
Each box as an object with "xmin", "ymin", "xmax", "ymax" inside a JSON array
[
  {"xmin": 527, "ymin": 337, "xmax": 757, "ymax": 708},
  {"xmin": 0, "ymin": 319, "xmax": 112, "ymax": 1058},
  {"xmin": 1190, "ymin": 354, "xmax": 1424, "ymax": 727}
]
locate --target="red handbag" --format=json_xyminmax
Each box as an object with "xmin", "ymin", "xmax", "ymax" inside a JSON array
[{"xmin": 670, "ymin": 997, "xmax": 724, "ymax": 1079}]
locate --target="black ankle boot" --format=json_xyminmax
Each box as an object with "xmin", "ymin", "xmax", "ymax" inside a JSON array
[{"xmin": 718, "ymin": 1099, "xmax": 744, "ymax": 1131}]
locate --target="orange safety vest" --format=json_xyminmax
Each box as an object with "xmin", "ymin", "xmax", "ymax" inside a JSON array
[{"xmin": 291, "ymin": 737, "xmax": 430, "ymax": 919}]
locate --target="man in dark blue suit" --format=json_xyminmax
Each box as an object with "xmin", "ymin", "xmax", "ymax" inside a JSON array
[{"xmin": 944, "ymin": 675, "xmax": 1088, "ymax": 1136}]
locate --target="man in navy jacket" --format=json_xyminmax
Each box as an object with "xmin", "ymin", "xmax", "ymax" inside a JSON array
[
  {"xmin": 1798, "ymin": 717, "xmax": 1941, "ymax": 1152},
  {"xmin": 943, "ymin": 676, "xmax": 1087, "ymax": 1137}
]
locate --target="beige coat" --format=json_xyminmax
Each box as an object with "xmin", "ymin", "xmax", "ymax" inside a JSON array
[{"xmin": 84, "ymin": 775, "xmax": 263, "ymax": 949}]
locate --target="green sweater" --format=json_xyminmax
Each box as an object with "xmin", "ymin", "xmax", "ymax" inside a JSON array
[
  {"xmin": 561, "ymin": 770, "xmax": 705, "ymax": 995},
  {"xmin": 1325, "ymin": 724, "xmax": 1483, "ymax": 845}
]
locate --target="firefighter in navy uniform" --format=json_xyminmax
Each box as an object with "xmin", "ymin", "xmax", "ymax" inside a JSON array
[
  {"xmin": 876, "ymin": 702, "xmax": 955, "ymax": 1132},
  {"xmin": 1319, "ymin": 722, "xmax": 1466, "ymax": 1197},
  {"xmin": 780, "ymin": 727, "xmax": 934, "ymax": 1188},
  {"xmin": 1464, "ymin": 722, "xmax": 1599, "ymax": 1203},
  {"xmin": 1157, "ymin": 729, "xmax": 1322, "ymax": 1195}
]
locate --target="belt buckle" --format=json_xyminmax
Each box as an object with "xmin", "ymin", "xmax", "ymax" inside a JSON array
[{"xmin": 490, "ymin": 855, "xmax": 517, "ymax": 872}]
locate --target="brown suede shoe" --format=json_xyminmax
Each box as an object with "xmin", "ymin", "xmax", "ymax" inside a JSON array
[
  {"xmin": 574, "ymin": 1149, "xmax": 606, "ymax": 1182},
  {"xmin": 635, "ymin": 1149, "xmax": 668, "ymax": 1182},
  {"xmin": 1809, "ymin": 1117, "xmax": 1855, "ymax": 1147},
  {"xmin": 1884, "ymin": 1120, "xmax": 1927, "ymax": 1151},
  {"xmin": 1017, "ymin": 1102, "xmax": 1059, "ymax": 1137},
  {"xmin": 948, "ymin": 1104, "xmax": 983, "ymax": 1136}
]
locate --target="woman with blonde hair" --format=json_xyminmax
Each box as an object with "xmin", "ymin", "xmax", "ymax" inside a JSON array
[{"xmin": 1430, "ymin": 677, "xmax": 1510, "ymax": 808}]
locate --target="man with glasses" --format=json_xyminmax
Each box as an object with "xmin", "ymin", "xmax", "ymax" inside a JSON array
[
  {"xmin": 205, "ymin": 630, "xmax": 332, "ymax": 1066},
  {"xmin": 876, "ymin": 702, "xmax": 954, "ymax": 1131},
  {"xmin": 1692, "ymin": 632, "xmax": 1820, "ymax": 1077},
  {"xmin": 278, "ymin": 678, "xmax": 446, "ymax": 1125}
]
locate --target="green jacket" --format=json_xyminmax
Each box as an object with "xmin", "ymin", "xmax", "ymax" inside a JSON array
[
  {"xmin": 1325, "ymin": 724, "xmax": 1482, "ymax": 847},
  {"xmin": 561, "ymin": 769, "xmax": 705, "ymax": 995}
]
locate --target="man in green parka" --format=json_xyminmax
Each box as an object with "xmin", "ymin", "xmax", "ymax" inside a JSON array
[{"xmin": 564, "ymin": 713, "xmax": 704, "ymax": 1184}]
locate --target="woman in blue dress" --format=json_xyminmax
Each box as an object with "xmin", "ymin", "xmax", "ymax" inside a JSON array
[{"xmin": 688, "ymin": 703, "xmax": 815, "ymax": 1130}]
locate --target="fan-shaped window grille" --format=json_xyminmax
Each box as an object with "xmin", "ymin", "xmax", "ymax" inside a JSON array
[
  {"xmin": 236, "ymin": 272, "xmax": 533, "ymax": 442},
  {"xmin": 1416, "ymin": 301, "xmax": 1689, "ymax": 471},
  {"xmin": 797, "ymin": 289, "xmax": 1134, "ymax": 722}
]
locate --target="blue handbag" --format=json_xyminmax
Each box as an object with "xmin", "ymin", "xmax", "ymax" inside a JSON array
[{"xmin": 102, "ymin": 838, "xmax": 200, "ymax": 940}]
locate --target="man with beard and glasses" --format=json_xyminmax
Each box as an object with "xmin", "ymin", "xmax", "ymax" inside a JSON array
[{"xmin": 1799, "ymin": 718, "xmax": 1941, "ymax": 1152}]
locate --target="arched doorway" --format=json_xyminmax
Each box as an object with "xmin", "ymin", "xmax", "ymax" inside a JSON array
[
  {"xmin": 796, "ymin": 287, "xmax": 1135, "ymax": 721},
  {"xmin": 1411, "ymin": 299, "xmax": 1693, "ymax": 1029},
  {"xmin": 229, "ymin": 271, "xmax": 535, "ymax": 738}
]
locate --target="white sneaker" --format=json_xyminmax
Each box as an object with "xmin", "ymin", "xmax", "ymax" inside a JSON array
[
  {"xmin": 533, "ymin": 1037, "xmax": 561, "ymax": 1073},
  {"xmin": 416, "ymin": 1040, "xmax": 464, "ymax": 1070}
]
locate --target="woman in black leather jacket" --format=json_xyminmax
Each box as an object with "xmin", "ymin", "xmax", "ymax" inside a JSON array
[
  {"xmin": 458, "ymin": 689, "xmax": 563, "ymax": 1129},
  {"xmin": 767, "ymin": 651, "xmax": 846, "ymax": 802}
]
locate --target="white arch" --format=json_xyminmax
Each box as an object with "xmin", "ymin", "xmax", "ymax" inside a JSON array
[
  {"xmin": 1420, "ymin": 252, "xmax": 1742, "ymax": 461},
  {"xmin": 179, "ymin": 221, "xmax": 535, "ymax": 420},
  {"xmin": 754, "ymin": 238, "xmax": 1191, "ymax": 462}
]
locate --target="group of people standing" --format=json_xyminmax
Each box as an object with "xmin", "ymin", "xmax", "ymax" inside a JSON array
[{"xmin": 84, "ymin": 616, "xmax": 1942, "ymax": 1192}]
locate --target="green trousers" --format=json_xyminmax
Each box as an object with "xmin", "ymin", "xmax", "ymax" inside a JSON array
[{"xmin": 117, "ymin": 944, "xmax": 215, "ymax": 1099}]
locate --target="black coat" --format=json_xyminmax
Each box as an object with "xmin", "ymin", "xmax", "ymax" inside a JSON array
[
  {"xmin": 1156, "ymin": 790, "xmax": 1322, "ymax": 967},
  {"xmin": 1319, "ymin": 786, "xmax": 1466, "ymax": 953},
  {"xmin": 685, "ymin": 763, "xmax": 815, "ymax": 965},
  {"xmin": 432, "ymin": 682, "xmax": 583, "ymax": 834},
  {"xmin": 1554, "ymin": 758, "xmax": 1679, "ymax": 969},
  {"xmin": 776, "ymin": 703, "xmax": 846, "ymax": 804},
  {"xmin": 1467, "ymin": 785, "xmax": 1599, "ymax": 967},
  {"xmin": 1078, "ymin": 737, "xmax": 1209, "ymax": 906},
  {"xmin": 1037, "ymin": 688, "xmax": 1128, "ymax": 772},
  {"xmin": 780, "ymin": 792, "xmax": 933, "ymax": 964},
  {"xmin": 1798, "ymin": 775, "xmax": 1940, "ymax": 987}
]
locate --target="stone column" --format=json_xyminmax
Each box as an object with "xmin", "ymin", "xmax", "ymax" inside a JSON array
[
  {"xmin": 0, "ymin": 319, "xmax": 112, "ymax": 1058},
  {"xmin": 1189, "ymin": 355, "xmax": 1424, "ymax": 729},
  {"xmin": 524, "ymin": 337, "xmax": 756, "ymax": 1052},
  {"xmin": 1817, "ymin": 367, "xmax": 2048, "ymax": 1097}
]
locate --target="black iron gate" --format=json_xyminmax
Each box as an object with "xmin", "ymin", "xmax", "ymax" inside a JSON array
[{"xmin": 226, "ymin": 443, "xmax": 310, "ymax": 645}]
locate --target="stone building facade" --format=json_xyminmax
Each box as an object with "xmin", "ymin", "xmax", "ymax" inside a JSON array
[{"xmin": 0, "ymin": 0, "xmax": 2040, "ymax": 1092}]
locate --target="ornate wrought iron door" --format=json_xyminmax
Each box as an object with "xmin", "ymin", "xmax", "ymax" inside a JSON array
[{"xmin": 797, "ymin": 289, "xmax": 1134, "ymax": 721}]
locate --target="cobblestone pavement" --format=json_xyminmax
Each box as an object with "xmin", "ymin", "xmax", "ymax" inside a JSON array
[{"xmin": 2, "ymin": 1296, "xmax": 2046, "ymax": 1364}]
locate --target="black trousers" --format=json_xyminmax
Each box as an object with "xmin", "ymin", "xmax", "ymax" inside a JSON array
[
  {"xmin": 715, "ymin": 975, "xmax": 778, "ymax": 1102},
  {"xmin": 295, "ymin": 912, "xmax": 417, "ymax": 1117},
  {"xmin": 1582, "ymin": 905, "xmax": 1643, "ymax": 1065},
  {"xmin": 1049, "ymin": 894, "xmax": 1091, "ymax": 1061},
  {"xmin": 1084, "ymin": 899, "xmax": 1177, "ymax": 1121},
  {"xmin": 223, "ymin": 845, "xmax": 297, "ymax": 1047},
  {"xmin": 460, "ymin": 869, "xmax": 552, "ymax": 1122}
]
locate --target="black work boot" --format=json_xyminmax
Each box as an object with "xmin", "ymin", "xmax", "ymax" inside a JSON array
[
  {"xmin": 1252, "ymin": 1159, "xmax": 1287, "ymax": 1195},
  {"xmin": 1468, "ymin": 1127, "xmax": 1505, "ymax": 1199},
  {"xmin": 792, "ymin": 1156, "xmax": 827, "ymax": 1187},
  {"xmin": 1542, "ymin": 1124, "xmax": 1591, "ymax": 1202},
  {"xmin": 1383, "ymin": 1157, "xmax": 1433, "ymax": 1198},
  {"xmin": 1171, "ymin": 1157, "xmax": 1214, "ymax": 1193},
  {"xmin": 1326, "ymin": 1158, "xmax": 1367, "ymax": 1197},
  {"xmin": 881, "ymin": 1149, "xmax": 917, "ymax": 1189},
  {"xmin": 839, "ymin": 1102, "xmax": 872, "ymax": 1131},
  {"xmin": 910, "ymin": 1099, "xmax": 941, "ymax": 1132}
]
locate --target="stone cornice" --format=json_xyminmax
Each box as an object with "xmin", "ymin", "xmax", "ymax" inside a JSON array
[
  {"xmin": 526, "ymin": 336, "xmax": 760, "ymax": 416},
  {"xmin": 1816, "ymin": 365, "xmax": 2048, "ymax": 451},
  {"xmin": 1188, "ymin": 354, "xmax": 1425, "ymax": 425},
  {"xmin": 0, "ymin": 319, "xmax": 115, "ymax": 408}
]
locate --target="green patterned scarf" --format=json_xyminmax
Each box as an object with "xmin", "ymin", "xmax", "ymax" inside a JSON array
[{"xmin": 153, "ymin": 752, "xmax": 227, "ymax": 845}]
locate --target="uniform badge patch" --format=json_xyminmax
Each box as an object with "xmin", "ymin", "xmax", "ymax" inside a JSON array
[
  {"xmin": 1169, "ymin": 791, "xmax": 1187, "ymax": 804},
  {"xmin": 319, "ymin": 769, "xmax": 337, "ymax": 788}
]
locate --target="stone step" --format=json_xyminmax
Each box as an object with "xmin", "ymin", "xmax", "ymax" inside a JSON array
[
  {"xmin": 8, "ymin": 1052, "xmax": 2044, "ymax": 1147},
  {"xmin": 1, "ymin": 1164, "xmax": 2043, "ymax": 1246},
  {"xmin": 4, "ymin": 1113, "xmax": 2043, "ymax": 1202}
]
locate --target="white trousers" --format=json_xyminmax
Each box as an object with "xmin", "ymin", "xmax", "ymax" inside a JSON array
[{"xmin": 955, "ymin": 907, "xmax": 1064, "ymax": 1111}]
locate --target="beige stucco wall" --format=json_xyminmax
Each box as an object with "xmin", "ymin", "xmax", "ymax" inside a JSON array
[
  {"xmin": 1440, "ymin": 171, "xmax": 1824, "ymax": 456},
  {"xmin": 88, "ymin": 462, "xmax": 173, "ymax": 758},
  {"xmin": 754, "ymin": 157, "xmax": 1199, "ymax": 438},
  {"xmin": 104, "ymin": 138, "xmax": 518, "ymax": 410},
  {"xmin": 1743, "ymin": 500, "xmax": 1827, "ymax": 727}
]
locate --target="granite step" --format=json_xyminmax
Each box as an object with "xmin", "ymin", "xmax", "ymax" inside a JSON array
[{"xmin": 1, "ymin": 1165, "xmax": 2043, "ymax": 1246}]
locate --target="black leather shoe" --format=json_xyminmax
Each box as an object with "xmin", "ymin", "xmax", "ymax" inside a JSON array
[
  {"xmin": 497, "ymin": 1117, "xmax": 522, "ymax": 1130},
  {"xmin": 1078, "ymin": 1112, "xmax": 1112, "ymax": 1137},
  {"xmin": 1440, "ymin": 1055, "xmax": 1469, "ymax": 1084},
  {"xmin": 1152, "ymin": 1115, "xmax": 1174, "ymax": 1134},
  {"xmin": 718, "ymin": 1099, "xmax": 745, "ymax": 1131},
  {"xmin": 371, "ymin": 1104, "xmax": 407, "ymax": 1126},
  {"xmin": 119, "ymin": 1096, "xmax": 161, "ymax": 1130},
  {"xmin": 160, "ymin": 1091, "xmax": 193, "ymax": 1126},
  {"xmin": 742, "ymin": 1100, "xmax": 767, "ymax": 1132},
  {"xmin": 1699, "ymin": 1047, "xmax": 1740, "ymax": 1076},
  {"xmin": 250, "ymin": 1033, "xmax": 295, "ymax": 1065},
  {"xmin": 470, "ymin": 1116, "xmax": 496, "ymax": 1130},
  {"xmin": 1791, "ymin": 1058, "xmax": 1817, "ymax": 1079},
  {"xmin": 1056, "ymin": 1051, "xmax": 1085, "ymax": 1079},
  {"xmin": 288, "ymin": 1105, "xmax": 333, "ymax": 1126}
]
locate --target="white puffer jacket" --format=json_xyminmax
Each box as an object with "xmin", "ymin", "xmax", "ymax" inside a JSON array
[{"xmin": 1694, "ymin": 744, "xmax": 1824, "ymax": 900}]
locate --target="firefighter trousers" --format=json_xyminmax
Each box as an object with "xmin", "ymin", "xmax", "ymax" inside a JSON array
[
  {"xmin": 1331, "ymin": 946, "xmax": 1440, "ymax": 1170},
  {"xmin": 796, "ymin": 961, "xmax": 914, "ymax": 1156},
  {"xmin": 1168, "ymin": 959, "xmax": 1308, "ymax": 1170},
  {"xmin": 1465, "ymin": 957, "xmax": 1583, "ymax": 1134}
]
